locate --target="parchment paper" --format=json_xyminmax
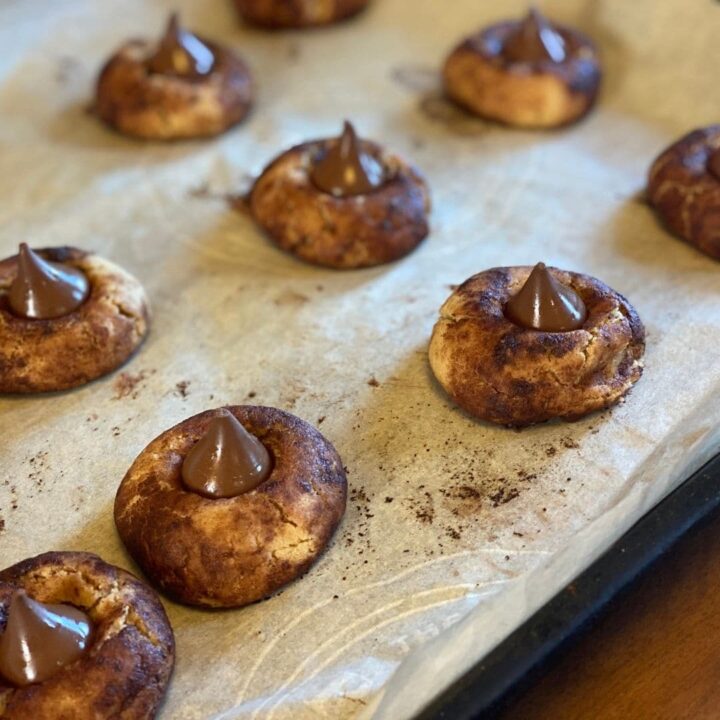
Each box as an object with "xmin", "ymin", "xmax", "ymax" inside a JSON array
[{"xmin": 1, "ymin": 0, "xmax": 719, "ymax": 718}]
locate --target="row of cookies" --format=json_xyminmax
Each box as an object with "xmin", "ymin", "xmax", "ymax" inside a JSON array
[
  {"xmin": 93, "ymin": 8, "xmax": 600, "ymax": 140},
  {"xmin": 91, "ymin": 7, "xmax": 719, "ymax": 261}
]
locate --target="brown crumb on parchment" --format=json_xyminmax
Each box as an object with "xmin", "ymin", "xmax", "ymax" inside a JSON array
[
  {"xmin": 274, "ymin": 290, "xmax": 309, "ymax": 307},
  {"xmin": 367, "ymin": 377, "xmax": 380, "ymax": 387},
  {"xmin": 175, "ymin": 380, "xmax": 191, "ymax": 398},
  {"xmin": 342, "ymin": 485, "xmax": 376, "ymax": 553},
  {"xmin": 188, "ymin": 183, "xmax": 239, "ymax": 204},
  {"xmin": 27, "ymin": 450, "xmax": 51, "ymax": 493},
  {"xmin": 489, "ymin": 488, "xmax": 521, "ymax": 507},
  {"xmin": 562, "ymin": 437, "xmax": 580, "ymax": 449},
  {"xmin": 112, "ymin": 369, "xmax": 155, "ymax": 400}
]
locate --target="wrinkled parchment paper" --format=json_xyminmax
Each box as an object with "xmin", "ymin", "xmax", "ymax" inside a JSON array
[{"xmin": 1, "ymin": 0, "xmax": 719, "ymax": 717}]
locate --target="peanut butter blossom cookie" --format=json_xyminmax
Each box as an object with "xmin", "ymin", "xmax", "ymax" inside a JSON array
[
  {"xmin": 0, "ymin": 552, "xmax": 174, "ymax": 720},
  {"xmin": 96, "ymin": 13, "xmax": 253, "ymax": 140},
  {"xmin": 647, "ymin": 125, "xmax": 720, "ymax": 260},
  {"xmin": 249, "ymin": 121, "xmax": 431, "ymax": 268},
  {"xmin": 443, "ymin": 8, "xmax": 601, "ymax": 128},
  {"xmin": 115, "ymin": 406, "xmax": 347, "ymax": 608},
  {"xmin": 0, "ymin": 245, "xmax": 149, "ymax": 393},
  {"xmin": 429, "ymin": 264, "xmax": 645, "ymax": 427}
]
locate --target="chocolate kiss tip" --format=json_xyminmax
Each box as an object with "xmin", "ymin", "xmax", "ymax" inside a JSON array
[
  {"xmin": 148, "ymin": 10, "xmax": 214, "ymax": 78},
  {"xmin": 181, "ymin": 411, "xmax": 273, "ymax": 499},
  {"xmin": 505, "ymin": 263, "xmax": 587, "ymax": 332},
  {"xmin": 504, "ymin": 6, "xmax": 566, "ymax": 64},
  {"xmin": 310, "ymin": 120, "xmax": 385, "ymax": 197}
]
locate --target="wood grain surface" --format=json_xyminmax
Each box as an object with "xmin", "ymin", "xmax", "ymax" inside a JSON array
[{"xmin": 496, "ymin": 512, "xmax": 720, "ymax": 720}]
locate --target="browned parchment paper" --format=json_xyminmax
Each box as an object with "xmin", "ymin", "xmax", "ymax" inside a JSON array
[{"xmin": 1, "ymin": 0, "xmax": 719, "ymax": 718}]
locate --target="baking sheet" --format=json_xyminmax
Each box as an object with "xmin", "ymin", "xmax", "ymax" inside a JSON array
[{"xmin": 0, "ymin": 0, "xmax": 719, "ymax": 718}]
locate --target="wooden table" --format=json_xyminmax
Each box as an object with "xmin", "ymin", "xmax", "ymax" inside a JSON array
[{"xmin": 496, "ymin": 509, "xmax": 720, "ymax": 719}]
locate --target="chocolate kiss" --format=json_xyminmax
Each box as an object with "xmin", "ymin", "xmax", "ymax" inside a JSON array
[
  {"xmin": 147, "ymin": 13, "xmax": 215, "ymax": 78},
  {"xmin": 503, "ymin": 7, "xmax": 566, "ymax": 64},
  {"xmin": 181, "ymin": 410, "xmax": 273, "ymax": 499},
  {"xmin": 310, "ymin": 121, "xmax": 386, "ymax": 197},
  {"xmin": 8, "ymin": 244, "xmax": 89, "ymax": 320},
  {"xmin": 505, "ymin": 263, "xmax": 587, "ymax": 332},
  {"xmin": 0, "ymin": 590, "xmax": 92, "ymax": 687},
  {"xmin": 707, "ymin": 148, "xmax": 720, "ymax": 181}
]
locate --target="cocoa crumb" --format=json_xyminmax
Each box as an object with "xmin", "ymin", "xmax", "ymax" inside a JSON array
[
  {"xmin": 513, "ymin": 531, "xmax": 524, "ymax": 537},
  {"xmin": 367, "ymin": 377, "xmax": 380, "ymax": 387},
  {"xmin": 489, "ymin": 488, "xmax": 520, "ymax": 507},
  {"xmin": 384, "ymin": 497, "xmax": 394, "ymax": 503},
  {"xmin": 562, "ymin": 437, "xmax": 580, "ymax": 449},
  {"xmin": 454, "ymin": 485, "xmax": 481, "ymax": 500},
  {"xmin": 247, "ymin": 391, "xmax": 257, "ymax": 399},
  {"xmin": 317, "ymin": 416, "xmax": 326, "ymax": 425},
  {"xmin": 545, "ymin": 445, "xmax": 557, "ymax": 457},
  {"xmin": 190, "ymin": 183, "xmax": 236, "ymax": 203},
  {"xmin": 112, "ymin": 369, "xmax": 154, "ymax": 400},
  {"xmin": 0, "ymin": 517, "xmax": 4, "ymax": 532},
  {"xmin": 175, "ymin": 381, "xmax": 191, "ymax": 398},
  {"xmin": 274, "ymin": 290, "xmax": 309, "ymax": 307}
]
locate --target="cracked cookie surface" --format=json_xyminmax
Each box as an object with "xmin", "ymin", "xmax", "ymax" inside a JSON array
[
  {"xmin": 647, "ymin": 125, "xmax": 720, "ymax": 260},
  {"xmin": 429, "ymin": 266, "xmax": 645, "ymax": 427},
  {"xmin": 96, "ymin": 40, "xmax": 253, "ymax": 140},
  {"xmin": 0, "ymin": 551, "xmax": 174, "ymax": 720},
  {"xmin": 114, "ymin": 406, "xmax": 347, "ymax": 608},
  {"xmin": 0, "ymin": 247, "xmax": 149, "ymax": 394},
  {"xmin": 248, "ymin": 140, "xmax": 430, "ymax": 269}
]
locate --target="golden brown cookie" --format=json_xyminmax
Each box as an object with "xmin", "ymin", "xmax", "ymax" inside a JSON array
[
  {"xmin": 248, "ymin": 137, "xmax": 431, "ymax": 269},
  {"xmin": 114, "ymin": 406, "xmax": 348, "ymax": 608},
  {"xmin": 647, "ymin": 125, "xmax": 720, "ymax": 260},
  {"xmin": 95, "ymin": 33, "xmax": 253, "ymax": 141},
  {"xmin": 234, "ymin": 0, "xmax": 370, "ymax": 28},
  {"xmin": 0, "ymin": 551, "xmax": 174, "ymax": 720},
  {"xmin": 0, "ymin": 247, "xmax": 149, "ymax": 394},
  {"xmin": 442, "ymin": 12, "xmax": 601, "ymax": 128},
  {"xmin": 429, "ymin": 266, "xmax": 645, "ymax": 427}
]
